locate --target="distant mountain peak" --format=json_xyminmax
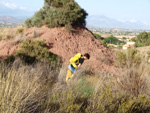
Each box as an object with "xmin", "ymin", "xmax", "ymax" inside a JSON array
[
  {"xmin": 87, "ymin": 15, "xmax": 150, "ymax": 30},
  {"xmin": 0, "ymin": 16, "xmax": 24, "ymax": 23}
]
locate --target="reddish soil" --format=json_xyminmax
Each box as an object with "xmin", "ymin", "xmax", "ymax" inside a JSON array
[{"xmin": 0, "ymin": 26, "xmax": 116, "ymax": 73}]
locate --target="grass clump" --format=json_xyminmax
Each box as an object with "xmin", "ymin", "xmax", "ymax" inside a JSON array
[
  {"xmin": 16, "ymin": 27, "xmax": 24, "ymax": 35},
  {"xmin": 0, "ymin": 61, "xmax": 60, "ymax": 113}
]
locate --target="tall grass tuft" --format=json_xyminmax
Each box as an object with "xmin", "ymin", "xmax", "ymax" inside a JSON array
[{"xmin": 0, "ymin": 61, "xmax": 60, "ymax": 113}]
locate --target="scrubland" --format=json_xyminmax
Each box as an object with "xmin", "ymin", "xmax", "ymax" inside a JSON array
[
  {"xmin": 0, "ymin": 27, "xmax": 150, "ymax": 112},
  {"xmin": 1, "ymin": 47, "xmax": 150, "ymax": 113}
]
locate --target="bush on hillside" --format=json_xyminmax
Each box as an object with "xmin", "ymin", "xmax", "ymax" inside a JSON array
[
  {"xmin": 16, "ymin": 39, "xmax": 61, "ymax": 67},
  {"xmin": 115, "ymin": 49, "xmax": 141, "ymax": 67},
  {"xmin": 93, "ymin": 33, "xmax": 103, "ymax": 40},
  {"xmin": 16, "ymin": 27, "xmax": 24, "ymax": 35},
  {"xmin": 25, "ymin": 0, "xmax": 88, "ymax": 30},
  {"xmin": 135, "ymin": 31, "xmax": 150, "ymax": 47}
]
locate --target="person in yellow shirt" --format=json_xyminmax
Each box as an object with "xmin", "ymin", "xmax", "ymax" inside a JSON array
[{"xmin": 66, "ymin": 53, "xmax": 90, "ymax": 83}]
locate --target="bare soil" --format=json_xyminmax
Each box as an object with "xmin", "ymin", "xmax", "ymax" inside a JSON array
[{"xmin": 0, "ymin": 26, "xmax": 116, "ymax": 73}]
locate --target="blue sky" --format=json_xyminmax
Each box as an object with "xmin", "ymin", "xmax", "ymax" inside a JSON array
[{"xmin": 0, "ymin": 0, "xmax": 150, "ymax": 24}]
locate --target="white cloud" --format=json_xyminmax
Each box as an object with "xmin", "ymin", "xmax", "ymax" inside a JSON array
[{"xmin": 1, "ymin": 1, "xmax": 27, "ymax": 10}]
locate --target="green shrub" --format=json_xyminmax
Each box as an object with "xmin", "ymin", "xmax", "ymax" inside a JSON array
[
  {"xmin": 76, "ymin": 77, "xmax": 93, "ymax": 97},
  {"xmin": 25, "ymin": 0, "xmax": 88, "ymax": 30},
  {"xmin": 24, "ymin": 18, "xmax": 33, "ymax": 28},
  {"xmin": 135, "ymin": 31, "xmax": 150, "ymax": 47},
  {"xmin": 16, "ymin": 39, "xmax": 61, "ymax": 67}
]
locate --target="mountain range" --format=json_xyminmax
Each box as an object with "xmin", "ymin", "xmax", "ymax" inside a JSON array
[
  {"xmin": 0, "ymin": 16, "xmax": 25, "ymax": 23},
  {"xmin": 86, "ymin": 15, "xmax": 150, "ymax": 30},
  {"xmin": 0, "ymin": 15, "xmax": 150, "ymax": 30}
]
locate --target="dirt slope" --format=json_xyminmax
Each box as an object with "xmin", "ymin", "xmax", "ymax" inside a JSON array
[{"xmin": 0, "ymin": 26, "xmax": 115, "ymax": 73}]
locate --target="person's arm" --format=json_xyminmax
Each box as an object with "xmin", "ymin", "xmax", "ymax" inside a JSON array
[
  {"xmin": 71, "ymin": 63, "xmax": 77, "ymax": 69},
  {"xmin": 78, "ymin": 63, "xmax": 81, "ymax": 68}
]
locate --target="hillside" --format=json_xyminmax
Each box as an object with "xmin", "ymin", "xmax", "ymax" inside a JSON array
[{"xmin": 0, "ymin": 26, "xmax": 115, "ymax": 73}]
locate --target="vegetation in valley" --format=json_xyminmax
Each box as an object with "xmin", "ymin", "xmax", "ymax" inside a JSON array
[
  {"xmin": 104, "ymin": 35, "xmax": 125, "ymax": 45},
  {"xmin": 94, "ymin": 33, "xmax": 125, "ymax": 47}
]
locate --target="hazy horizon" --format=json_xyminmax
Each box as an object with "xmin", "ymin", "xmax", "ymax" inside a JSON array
[{"xmin": 0, "ymin": 0, "xmax": 150, "ymax": 29}]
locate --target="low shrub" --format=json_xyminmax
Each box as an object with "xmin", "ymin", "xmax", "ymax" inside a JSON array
[
  {"xmin": 16, "ymin": 28, "xmax": 24, "ymax": 35},
  {"xmin": 115, "ymin": 49, "xmax": 141, "ymax": 68},
  {"xmin": 16, "ymin": 39, "xmax": 61, "ymax": 67},
  {"xmin": 86, "ymin": 86, "xmax": 150, "ymax": 113}
]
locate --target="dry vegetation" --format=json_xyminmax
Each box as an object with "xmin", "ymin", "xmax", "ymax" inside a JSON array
[
  {"xmin": 137, "ymin": 46, "xmax": 150, "ymax": 61},
  {"xmin": 0, "ymin": 27, "xmax": 26, "ymax": 43},
  {"xmin": 1, "ymin": 47, "xmax": 150, "ymax": 113},
  {"xmin": 0, "ymin": 26, "xmax": 150, "ymax": 112},
  {"xmin": 0, "ymin": 27, "xmax": 16, "ymax": 40},
  {"xmin": 0, "ymin": 27, "xmax": 45, "ymax": 46}
]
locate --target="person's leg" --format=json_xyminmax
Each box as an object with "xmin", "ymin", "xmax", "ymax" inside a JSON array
[
  {"xmin": 66, "ymin": 65, "xmax": 75, "ymax": 84},
  {"xmin": 66, "ymin": 69, "xmax": 72, "ymax": 82}
]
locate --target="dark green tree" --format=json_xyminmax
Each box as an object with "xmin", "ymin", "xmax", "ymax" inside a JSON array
[{"xmin": 25, "ymin": 0, "xmax": 88, "ymax": 30}]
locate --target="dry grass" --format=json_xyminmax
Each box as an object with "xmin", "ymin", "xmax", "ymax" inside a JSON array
[
  {"xmin": 32, "ymin": 29, "xmax": 44, "ymax": 38},
  {"xmin": 0, "ymin": 27, "xmax": 26, "ymax": 42},
  {"xmin": 1, "ymin": 53, "xmax": 150, "ymax": 112},
  {"xmin": 114, "ymin": 64, "xmax": 150, "ymax": 97},
  {"xmin": 0, "ymin": 27, "xmax": 16, "ymax": 40},
  {"xmin": 137, "ymin": 46, "xmax": 150, "ymax": 62},
  {"xmin": 0, "ymin": 60, "xmax": 60, "ymax": 113}
]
